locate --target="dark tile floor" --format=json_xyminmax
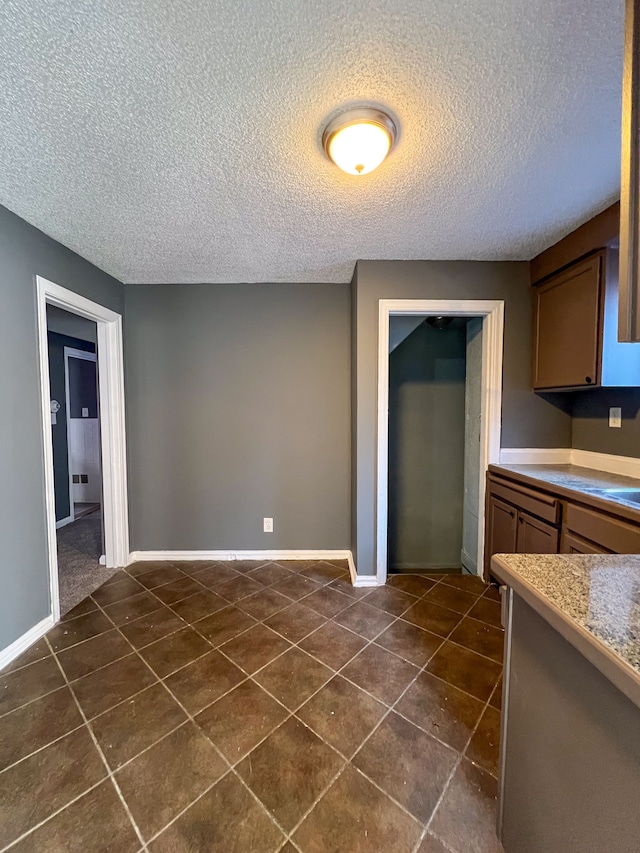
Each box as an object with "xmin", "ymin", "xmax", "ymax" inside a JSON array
[{"xmin": 0, "ymin": 561, "xmax": 504, "ymax": 852}]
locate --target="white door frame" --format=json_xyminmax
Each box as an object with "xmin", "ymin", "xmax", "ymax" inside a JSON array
[
  {"xmin": 64, "ymin": 347, "xmax": 98, "ymax": 523},
  {"xmin": 376, "ymin": 299, "xmax": 504, "ymax": 585},
  {"xmin": 37, "ymin": 276, "xmax": 129, "ymax": 622}
]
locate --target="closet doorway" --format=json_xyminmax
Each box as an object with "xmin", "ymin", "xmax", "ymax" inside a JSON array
[{"xmin": 376, "ymin": 300, "xmax": 504, "ymax": 586}]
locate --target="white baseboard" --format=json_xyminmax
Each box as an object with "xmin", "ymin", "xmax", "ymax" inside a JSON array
[
  {"xmin": 353, "ymin": 575, "xmax": 380, "ymax": 587},
  {"xmin": 347, "ymin": 557, "xmax": 380, "ymax": 587},
  {"xmin": 129, "ymin": 549, "xmax": 353, "ymax": 565},
  {"xmin": 129, "ymin": 549, "xmax": 385, "ymax": 588},
  {"xmin": 499, "ymin": 448, "xmax": 572, "ymax": 465},
  {"xmin": 499, "ymin": 447, "xmax": 640, "ymax": 478},
  {"xmin": 0, "ymin": 615, "xmax": 54, "ymax": 672},
  {"xmin": 55, "ymin": 515, "xmax": 73, "ymax": 530},
  {"xmin": 389, "ymin": 561, "xmax": 461, "ymax": 570},
  {"xmin": 570, "ymin": 449, "xmax": 640, "ymax": 479}
]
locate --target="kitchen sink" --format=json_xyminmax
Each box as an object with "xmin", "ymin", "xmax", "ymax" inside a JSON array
[{"xmin": 596, "ymin": 488, "xmax": 640, "ymax": 505}]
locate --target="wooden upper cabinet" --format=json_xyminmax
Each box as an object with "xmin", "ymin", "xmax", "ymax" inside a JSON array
[
  {"xmin": 530, "ymin": 202, "xmax": 640, "ymax": 390},
  {"xmin": 531, "ymin": 241, "xmax": 640, "ymax": 391},
  {"xmin": 533, "ymin": 253, "xmax": 603, "ymax": 390}
]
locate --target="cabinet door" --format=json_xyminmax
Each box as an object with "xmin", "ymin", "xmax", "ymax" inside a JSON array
[
  {"xmin": 485, "ymin": 496, "xmax": 518, "ymax": 575},
  {"xmin": 516, "ymin": 511, "xmax": 560, "ymax": 554},
  {"xmin": 560, "ymin": 531, "xmax": 609, "ymax": 555},
  {"xmin": 533, "ymin": 253, "xmax": 603, "ymax": 390}
]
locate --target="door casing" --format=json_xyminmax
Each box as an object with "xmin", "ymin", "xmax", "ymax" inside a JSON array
[
  {"xmin": 36, "ymin": 276, "xmax": 129, "ymax": 622},
  {"xmin": 376, "ymin": 299, "xmax": 504, "ymax": 585}
]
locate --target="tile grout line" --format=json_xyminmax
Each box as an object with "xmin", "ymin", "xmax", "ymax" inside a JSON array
[
  {"xmin": 0, "ymin": 591, "xmax": 481, "ymax": 798},
  {"xmin": 0, "ymin": 649, "xmax": 51, "ymax": 677},
  {"xmin": 0, "ymin": 680, "xmax": 74, "ymax": 722},
  {"xmin": 236, "ymin": 589, "xmax": 469, "ymax": 843},
  {"xmin": 126, "ymin": 568, "xmax": 435, "ymax": 845},
  {"xmin": 278, "ymin": 623, "xmax": 445, "ymax": 844},
  {"xmin": 0, "ymin": 574, "xmax": 494, "ymax": 768},
  {"xmin": 123, "ymin": 562, "xmax": 354, "ymax": 659},
  {"xmin": 141, "ymin": 564, "xmax": 501, "ymax": 845},
  {"xmin": 4, "ymin": 565, "xmax": 496, "ymax": 851},
  {"xmin": 324, "ymin": 585, "xmax": 502, "ymax": 848},
  {"xmin": 0, "ymin": 718, "xmax": 88, "ymax": 777},
  {"xmin": 202, "ymin": 581, "xmax": 500, "ymax": 771},
  {"xmin": 61, "ymin": 592, "xmax": 244, "ymax": 846},
  {"xmin": 87, "ymin": 586, "xmax": 294, "ymax": 847},
  {"xmin": 0, "ymin": 777, "xmax": 111, "ymax": 853},
  {"xmin": 42, "ymin": 635, "xmax": 149, "ymax": 852},
  {"xmin": 414, "ymin": 658, "xmax": 504, "ymax": 853}
]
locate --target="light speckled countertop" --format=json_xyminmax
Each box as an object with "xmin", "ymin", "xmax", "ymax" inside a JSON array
[
  {"xmin": 492, "ymin": 553, "xmax": 640, "ymax": 708},
  {"xmin": 491, "ymin": 464, "xmax": 640, "ymax": 515}
]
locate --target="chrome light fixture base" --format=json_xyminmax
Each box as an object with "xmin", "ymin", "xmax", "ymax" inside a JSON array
[{"xmin": 322, "ymin": 107, "xmax": 398, "ymax": 175}]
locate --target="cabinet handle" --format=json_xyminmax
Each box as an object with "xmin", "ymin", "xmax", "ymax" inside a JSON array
[
  {"xmin": 585, "ymin": 376, "xmax": 593, "ymax": 384},
  {"xmin": 509, "ymin": 510, "xmax": 515, "ymax": 518},
  {"xmin": 518, "ymin": 516, "xmax": 524, "ymax": 524}
]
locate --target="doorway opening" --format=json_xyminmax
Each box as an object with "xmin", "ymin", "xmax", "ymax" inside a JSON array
[
  {"xmin": 47, "ymin": 304, "xmax": 108, "ymax": 613},
  {"xmin": 36, "ymin": 277, "xmax": 129, "ymax": 621},
  {"xmin": 376, "ymin": 300, "xmax": 504, "ymax": 586}
]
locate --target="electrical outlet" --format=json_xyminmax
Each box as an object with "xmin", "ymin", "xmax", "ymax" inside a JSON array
[
  {"xmin": 263, "ymin": 517, "xmax": 274, "ymax": 533},
  {"xmin": 82, "ymin": 407, "xmax": 89, "ymax": 418},
  {"xmin": 609, "ymin": 407, "xmax": 622, "ymax": 428}
]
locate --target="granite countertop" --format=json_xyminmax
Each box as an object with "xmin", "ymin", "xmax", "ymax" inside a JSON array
[
  {"xmin": 492, "ymin": 552, "xmax": 640, "ymax": 708},
  {"xmin": 490, "ymin": 463, "xmax": 640, "ymax": 515}
]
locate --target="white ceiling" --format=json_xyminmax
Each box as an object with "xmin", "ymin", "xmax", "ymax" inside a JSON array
[{"xmin": 0, "ymin": 0, "xmax": 624, "ymax": 284}]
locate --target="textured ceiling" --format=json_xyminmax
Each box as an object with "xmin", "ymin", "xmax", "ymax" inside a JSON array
[{"xmin": 0, "ymin": 0, "xmax": 624, "ymax": 283}]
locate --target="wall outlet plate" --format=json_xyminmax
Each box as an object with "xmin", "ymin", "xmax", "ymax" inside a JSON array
[
  {"xmin": 609, "ymin": 407, "xmax": 622, "ymax": 428},
  {"xmin": 263, "ymin": 517, "xmax": 274, "ymax": 533}
]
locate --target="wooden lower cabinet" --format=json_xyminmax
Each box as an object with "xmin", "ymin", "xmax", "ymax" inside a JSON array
[
  {"xmin": 560, "ymin": 531, "xmax": 610, "ymax": 555},
  {"xmin": 485, "ymin": 470, "xmax": 640, "ymax": 575},
  {"xmin": 516, "ymin": 511, "xmax": 560, "ymax": 554},
  {"xmin": 485, "ymin": 495, "xmax": 559, "ymax": 576},
  {"xmin": 486, "ymin": 496, "xmax": 518, "ymax": 572}
]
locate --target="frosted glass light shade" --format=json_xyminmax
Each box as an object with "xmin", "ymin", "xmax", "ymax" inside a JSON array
[{"xmin": 323, "ymin": 108, "xmax": 397, "ymax": 176}]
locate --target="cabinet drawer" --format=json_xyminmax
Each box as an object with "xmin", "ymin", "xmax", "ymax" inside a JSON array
[
  {"xmin": 565, "ymin": 504, "xmax": 640, "ymax": 553},
  {"xmin": 488, "ymin": 477, "xmax": 560, "ymax": 525}
]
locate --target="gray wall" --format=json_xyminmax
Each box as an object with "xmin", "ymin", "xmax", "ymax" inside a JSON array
[
  {"xmin": 388, "ymin": 321, "xmax": 466, "ymax": 570},
  {"xmin": 352, "ymin": 260, "xmax": 573, "ymax": 575},
  {"xmin": 46, "ymin": 304, "xmax": 97, "ymax": 343},
  {"xmin": 0, "ymin": 205, "xmax": 123, "ymax": 650},
  {"xmin": 124, "ymin": 283, "xmax": 351, "ymax": 551},
  {"xmin": 570, "ymin": 388, "xmax": 640, "ymax": 458}
]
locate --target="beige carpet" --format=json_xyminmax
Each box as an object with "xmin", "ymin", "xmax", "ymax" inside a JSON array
[{"xmin": 56, "ymin": 509, "xmax": 119, "ymax": 615}]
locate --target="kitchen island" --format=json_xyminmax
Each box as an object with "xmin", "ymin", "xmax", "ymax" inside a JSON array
[{"xmin": 491, "ymin": 552, "xmax": 640, "ymax": 853}]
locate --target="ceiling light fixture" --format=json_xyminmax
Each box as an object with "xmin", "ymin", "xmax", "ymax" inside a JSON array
[{"xmin": 322, "ymin": 107, "xmax": 397, "ymax": 176}]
